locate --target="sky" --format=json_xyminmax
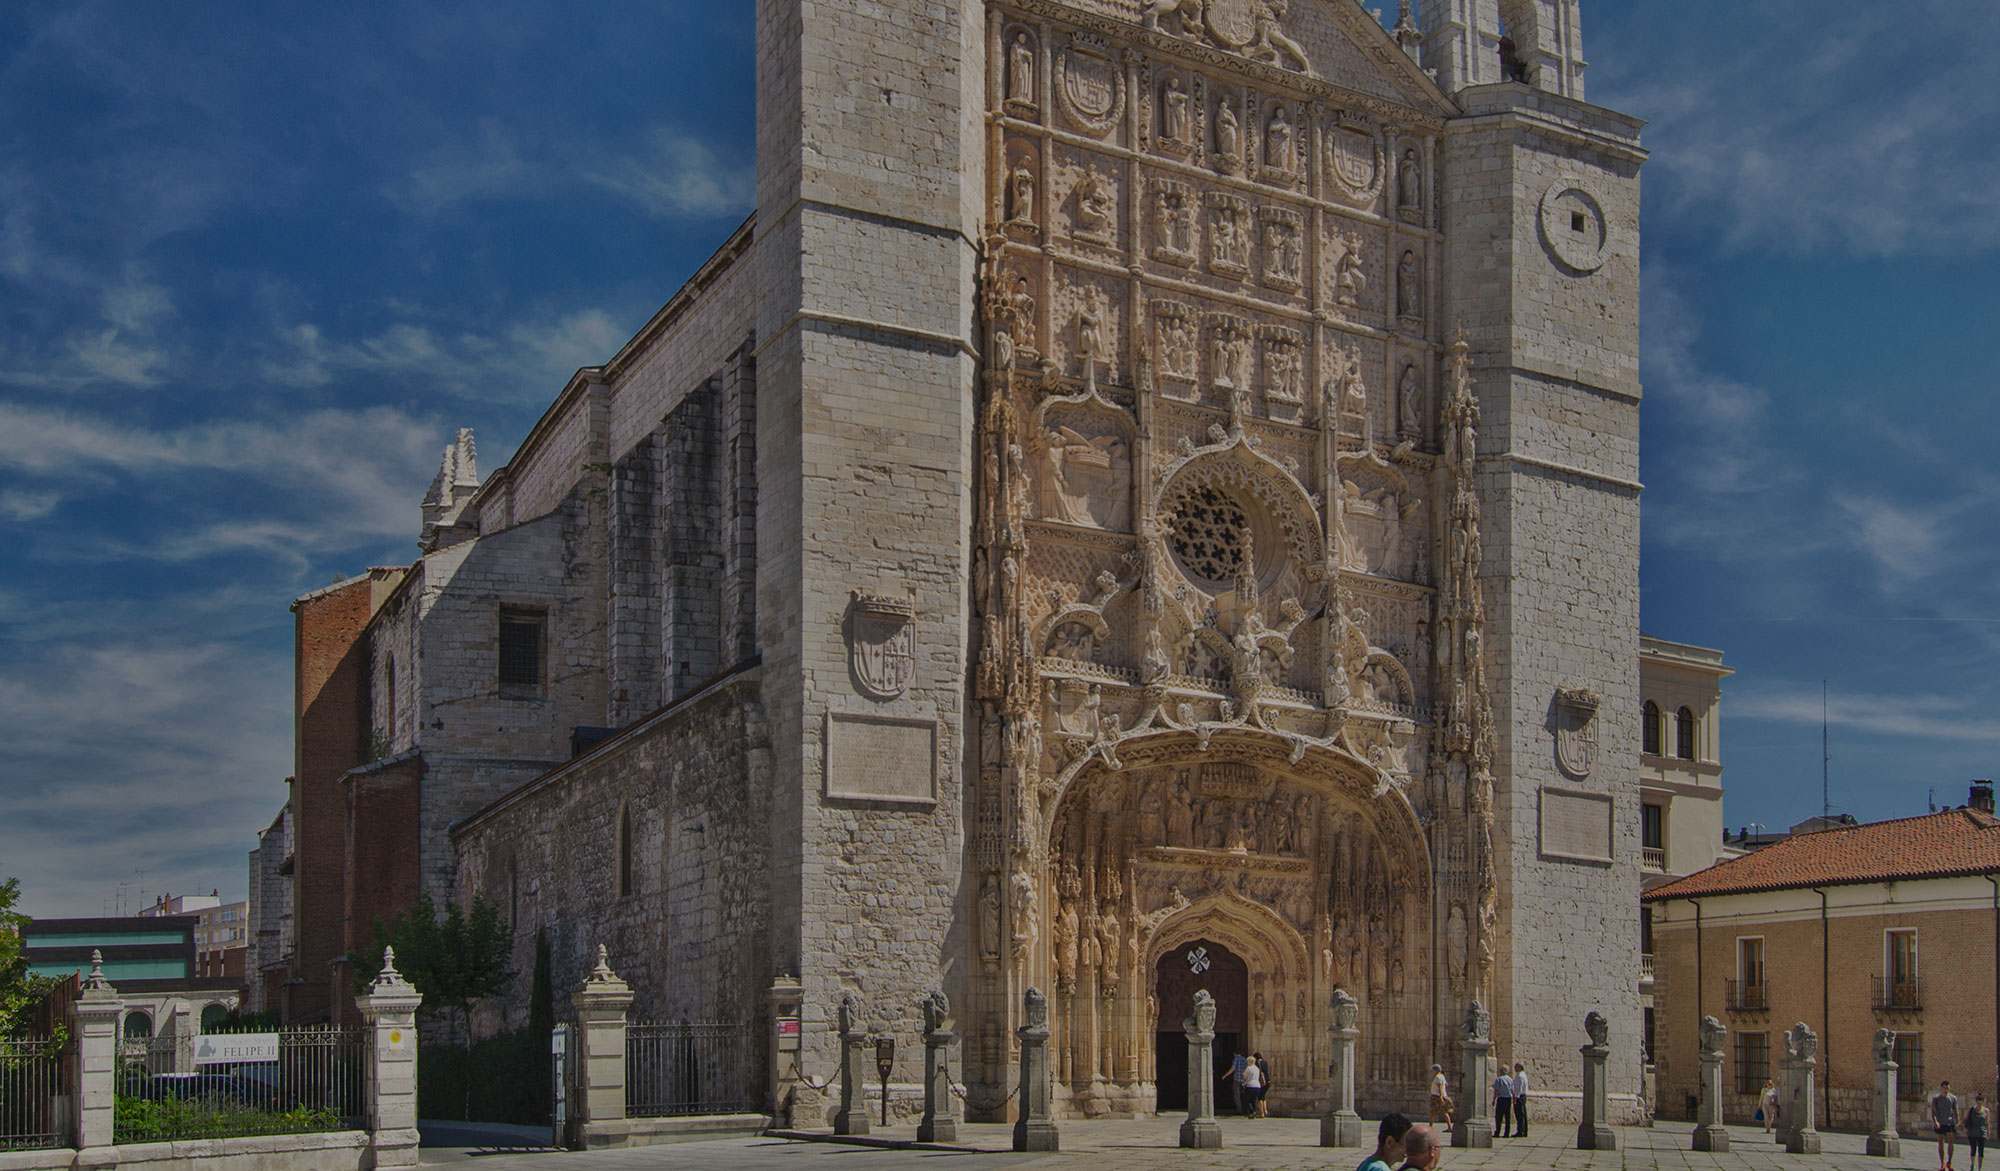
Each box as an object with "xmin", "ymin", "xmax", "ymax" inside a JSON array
[{"xmin": 0, "ymin": 2, "xmax": 1995, "ymax": 917}]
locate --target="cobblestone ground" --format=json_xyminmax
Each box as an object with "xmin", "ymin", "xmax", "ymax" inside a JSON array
[{"xmin": 422, "ymin": 1117, "xmax": 1954, "ymax": 1170}]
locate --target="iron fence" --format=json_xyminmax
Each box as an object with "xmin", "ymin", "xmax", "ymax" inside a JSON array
[
  {"xmin": 1725, "ymin": 979, "xmax": 1768, "ymax": 1012},
  {"xmin": 0, "ymin": 1036, "xmax": 68, "ymax": 1151},
  {"xmin": 1871, "ymin": 975, "xmax": 1922, "ymax": 1012},
  {"xmin": 626, "ymin": 1021, "xmax": 752, "ymax": 1117},
  {"xmin": 114, "ymin": 1027, "xmax": 368, "ymax": 1143}
]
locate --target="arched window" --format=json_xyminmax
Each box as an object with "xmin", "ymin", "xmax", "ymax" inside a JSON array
[
  {"xmin": 200, "ymin": 1004, "xmax": 229, "ymax": 1033},
  {"xmin": 1641, "ymin": 701, "xmax": 1661, "ymax": 756},
  {"xmin": 617, "ymin": 805, "xmax": 633, "ymax": 898},
  {"xmin": 1676, "ymin": 707, "xmax": 1698, "ymax": 761},
  {"xmin": 123, "ymin": 1011, "xmax": 153, "ymax": 1040}
]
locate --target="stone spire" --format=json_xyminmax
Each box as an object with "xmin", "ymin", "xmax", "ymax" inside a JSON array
[{"xmin": 420, "ymin": 427, "xmax": 481, "ymax": 553}]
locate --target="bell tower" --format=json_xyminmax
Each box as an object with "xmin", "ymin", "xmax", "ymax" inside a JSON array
[{"xmin": 1498, "ymin": 0, "xmax": 1587, "ymax": 99}]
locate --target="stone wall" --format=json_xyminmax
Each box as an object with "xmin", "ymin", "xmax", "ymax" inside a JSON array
[{"xmin": 452, "ymin": 669, "xmax": 773, "ymax": 1056}]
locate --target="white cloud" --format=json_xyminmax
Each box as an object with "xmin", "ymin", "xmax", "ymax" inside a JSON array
[
  {"xmin": 259, "ymin": 305, "xmax": 627, "ymax": 404},
  {"xmin": 584, "ymin": 128, "xmax": 754, "ymax": 221},
  {"xmin": 383, "ymin": 118, "xmax": 527, "ymax": 216},
  {"xmin": 1608, "ymin": 3, "xmax": 2000, "ymax": 258},
  {"xmin": 0, "ymin": 490, "xmax": 59, "ymax": 521},
  {"xmin": 1734, "ymin": 686, "xmax": 2000, "ymax": 745}
]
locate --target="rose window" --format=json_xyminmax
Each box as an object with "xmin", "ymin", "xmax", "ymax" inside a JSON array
[{"xmin": 1167, "ymin": 485, "xmax": 1252, "ymax": 588}]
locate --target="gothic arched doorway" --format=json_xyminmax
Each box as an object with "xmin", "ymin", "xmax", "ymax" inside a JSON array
[{"xmin": 1153, "ymin": 938, "xmax": 1247, "ymax": 1111}]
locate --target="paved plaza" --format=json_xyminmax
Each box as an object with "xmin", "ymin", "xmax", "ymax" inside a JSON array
[{"xmin": 418, "ymin": 1118, "xmax": 1952, "ymax": 1170}]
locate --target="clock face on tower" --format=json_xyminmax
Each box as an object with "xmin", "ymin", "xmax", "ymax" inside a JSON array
[{"xmin": 1539, "ymin": 180, "xmax": 1610, "ymax": 273}]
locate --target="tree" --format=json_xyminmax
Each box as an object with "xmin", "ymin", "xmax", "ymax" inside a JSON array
[
  {"xmin": 0, "ymin": 878, "xmax": 33, "ymax": 1035},
  {"xmin": 350, "ymin": 891, "xmax": 512, "ymax": 1037}
]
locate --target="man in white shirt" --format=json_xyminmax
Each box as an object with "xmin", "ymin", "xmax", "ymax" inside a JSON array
[{"xmin": 1511, "ymin": 1062, "xmax": 1530, "ymax": 1137}]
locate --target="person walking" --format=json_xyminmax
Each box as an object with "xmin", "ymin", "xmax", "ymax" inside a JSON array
[
  {"xmin": 1512, "ymin": 1061, "xmax": 1530, "ymax": 1137},
  {"xmin": 1493, "ymin": 1062, "xmax": 1515, "ymax": 1137},
  {"xmin": 1396, "ymin": 1123, "xmax": 1443, "ymax": 1171},
  {"xmin": 1241, "ymin": 1049, "xmax": 1264, "ymax": 1118},
  {"xmin": 1934, "ymin": 1078, "xmax": 1962, "ymax": 1171},
  {"xmin": 1966, "ymin": 1092, "xmax": 1988, "ymax": 1171},
  {"xmin": 1427, "ymin": 1063, "xmax": 1454, "ymax": 1133},
  {"xmin": 1760, "ymin": 1077, "xmax": 1778, "ymax": 1132},
  {"xmin": 1356, "ymin": 1112, "xmax": 1413, "ymax": 1171},
  {"xmin": 1253, "ymin": 1052, "xmax": 1272, "ymax": 1118},
  {"xmin": 1230, "ymin": 1049, "xmax": 1247, "ymax": 1116}
]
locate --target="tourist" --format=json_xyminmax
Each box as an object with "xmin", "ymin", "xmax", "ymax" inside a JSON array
[
  {"xmin": 1231, "ymin": 1049, "xmax": 1248, "ymax": 1116},
  {"xmin": 1396, "ymin": 1123, "xmax": 1442, "ymax": 1170},
  {"xmin": 1759, "ymin": 1077, "xmax": 1778, "ymax": 1132},
  {"xmin": 1241, "ymin": 1048, "xmax": 1264, "ymax": 1117},
  {"xmin": 1427, "ymin": 1063, "xmax": 1454, "ymax": 1132},
  {"xmin": 1934, "ymin": 1078, "xmax": 1961, "ymax": 1171},
  {"xmin": 1966, "ymin": 1092, "xmax": 1988, "ymax": 1171},
  {"xmin": 1512, "ymin": 1061, "xmax": 1530, "ymax": 1137},
  {"xmin": 1254, "ymin": 1051, "xmax": 1272, "ymax": 1118},
  {"xmin": 1493, "ymin": 1061, "xmax": 1514, "ymax": 1137},
  {"xmin": 1357, "ymin": 1112, "xmax": 1413, "ymax": 1171}
]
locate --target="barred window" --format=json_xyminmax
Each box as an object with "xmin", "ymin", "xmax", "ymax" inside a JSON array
[
  {"xmin": 1735, "ymin": 1031, "xmax": 1768, "ymax": 1095},
  {"xmin": 1895, "ymin": 1034, "xmax": 1924, "ymax": 1099},
  {"xmin": 498, "ymin": 609, "xmax": 546, "ymax": 695}
]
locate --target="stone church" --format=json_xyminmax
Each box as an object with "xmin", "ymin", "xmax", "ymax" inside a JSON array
[{"xmin": 274, "ymin": 0, "xmax": 1646, "ymax": 1127}]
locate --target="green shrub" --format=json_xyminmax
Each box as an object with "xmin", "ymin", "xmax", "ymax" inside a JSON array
[{"xmin": 113, "ymin": 1094, "xmax": 342, "ymax": 1142}]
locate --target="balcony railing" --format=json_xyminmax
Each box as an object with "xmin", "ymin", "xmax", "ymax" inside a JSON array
[
  {"xmin": 1642, "ymin": 845, "xmax": 1666, "ymax": 872},
  {"xmin": 1640, "ymin": 952, "xmax": 1655, "ymax": 980},
  {"xmin": 1725, "ymin": 978, "xmax": 1768, "ymax": 1012},
  {"xmin": 1872, "ymin": 975, "xmax": 1922, "ymax": 1012}
]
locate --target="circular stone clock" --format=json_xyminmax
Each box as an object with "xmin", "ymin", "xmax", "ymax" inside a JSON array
[{"xmin": 1538, "ymin": 180, "xmax": 1611, "ymax": 273}]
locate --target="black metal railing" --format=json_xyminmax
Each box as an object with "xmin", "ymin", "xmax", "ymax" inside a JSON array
[
  {"xmin": 0, "ymin": 1036, "xmax": 68, "ymax": 1150},
  {"xmin": 1725, "ymin": 979, "xmax": 1768, "ymax": 1011},
  {"xmin": 1872, "ymin": 975, "xmax": 1922, "ymax": 1012},
  {"xmin": 114, "ymin": 1027, "xmax": 368, "ymax": 1143},
  {"xmin": 626, "ymin": 1021, "xmax": 751, "ymax": 1117}
]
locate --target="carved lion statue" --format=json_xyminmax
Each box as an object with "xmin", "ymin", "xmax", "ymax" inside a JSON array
[
  {"xmin": 923, "ymin": 989, "xmax": 951, "ymax": 1035},
  {"xmin": 1583, "ymin": 1010, "xmax": 1609, "ymax": 1049},
  {"xmin": 1698, "ymin": 1015, "xmax": 1725, "ymax": 1055}
]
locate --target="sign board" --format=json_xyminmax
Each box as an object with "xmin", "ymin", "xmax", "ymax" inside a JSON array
[
  {"xmin": 194, "ymin": 1033, "xmax": 279, "ymax": 1065},
  {"xmin": 777, "ymin": 1017, "xmax": 801, "ymax": 1052}
]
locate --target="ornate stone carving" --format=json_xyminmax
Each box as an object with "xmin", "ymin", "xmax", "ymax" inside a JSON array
[
  {"xmin": 1554, "ymin": 687, "xmax": 1601, "ymax": 778},
  {"xmin": 1206, "ymin": 314, "xmax": 1253, "ymax": 400},
  {"xmin": 1009, "ymin": 160, "xmax": 1037, "ymax": 225},
  {"xmin": 1396, "ymin": 250, "xmax": 1422, "ymax": 322},
  {"xmin": 1185, "ymin": 987, "xmax": 1216, "ymax": 1033},
  {"xmin": 1396, "ymin": 146, "xmax": 1422, "ymax": 219},
  {"xmin": 1213, "ymin": 100, "xmax": 1243, "ymax": 174},
  {"xmin": 1262, "ymin": 104, "xmax": 1297, "ymax": 180},
  {"xmin": 1699, "ymin": 1015, "xmax": 1726, "ymax": 1056},
  {"xmin": 1150, "ymin": 179, "xmax": 1197, "ymax": 266},
  {"xmin": 1397, "ymin": 364, "xmax": 1421, "ymax": 440},
  {"xmin": 1259, "ymin": 207, "xmax": 1303, "ymax": 290},
  {"xmin": 1326, "ymin": 340, "xmax": 1368, "ymax": 421},
  {"xmin": 1161, "ymin": 74, "xmax": 1194, "ymax": 147},
  {"xmin": 1338, "ymin": 455, "xmax": 1418, "ymax": 579},
  {"xmin": 1006, "ymin": 31, "xmax": 1038, "ymax": 113},
  {"xmin": 1445, "ymin": 903, "xmax": 1467, "ymax": 983},
  {"xmin": 1873, "ymin": 1026, "xmax": 1897, "ymax": 1066},
  {"xmin": 1331, "ymin": 229, "xmax": 1367, "ymax": 308},
  {"xmin": 1584, "ymin": 1010, "xmax": 1610, "ymax": 1049},
  {"xmin": 1540, "ymin": 180, "xmax": 1610, "ymax": 274},
  {"xmin": 1330, "ymin": 986, "xmax": 1359, "ymax": 1031},
  {"xmin": 1205, "ymin": 194, "xmax": 1251, "ymax": 275},
  {"xmin": 1011, "ymin": 868, "xmax": 1039, "ymax": 958},
  {"xmin": 1325, "ymin": 120, "xmax": 1385, "ymax": 210},
  {"xmin": 1462, "ymin": 1000, "xmax": 1492, "ymax": 1043},
  {"xmin": 1055, "ymin": 41, "xmax": 1124, "ymax": 138},
  {"xmin": 1261, "ymin": 327, "xmax": 1305, "ymax": 415},
  {"xmin": 1071, "ymin": 169, "xmax": 1113, "ymax": 241},
  {"xmin": 1783, "ymin": 1021, "xmax": 1817, "ymax": 1062},
  {"xmin": 848, "ymin": 590, "xmax": 916, "ymax": 699},
  {"xmin": 1153, "ymin": 299, "xmax": 1198, "ymax": 383}
]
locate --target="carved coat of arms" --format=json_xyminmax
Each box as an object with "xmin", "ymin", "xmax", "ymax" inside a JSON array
[
  {"xmin": 1056, "ymin": 45, "xmax": 1124, "ymax": 137},
  {"xmin": 849, "ymin": 591, "xmax": 916, "ymax": 700},
  {"xmin": 1327, "ymin": 124, "xmax": 1384, "ymax": 208},
  {"xmin": 1554, "ymin": 687, "xmax": 1601, "ymax": 778}
]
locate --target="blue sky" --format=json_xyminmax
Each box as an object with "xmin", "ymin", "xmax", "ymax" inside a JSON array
[{"xmin": 0, "ymin": 2, "xmax": 1994, "ymax": 916}]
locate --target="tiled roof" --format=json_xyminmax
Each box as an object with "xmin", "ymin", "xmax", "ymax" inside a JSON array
[{"xmin": 1643, "ymin": 807, "xmax": 2000, "ymax": 901}]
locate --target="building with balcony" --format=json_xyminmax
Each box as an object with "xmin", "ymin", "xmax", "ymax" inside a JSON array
[
  {"xmin": 1636, "ymin": 636, "xmax": 1733, "ymax": 1074},
  {"xmin": 1643, "ymin": 786, "xmax": 2000, "ymax": 1134}
]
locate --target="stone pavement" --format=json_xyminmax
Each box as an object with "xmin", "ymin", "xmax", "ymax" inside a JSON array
[{"xmin": 420, "ymin": 1117, "xmax": 1952, "ymax": 1169}]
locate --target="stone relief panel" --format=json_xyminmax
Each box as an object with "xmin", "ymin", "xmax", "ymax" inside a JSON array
[
  {"xmin": 1055, "ymin": 273, "xmax": 1126, "ymax": 385},
  {"xmin": 1054, "ymin": 34, "xmax": 1125, "ymax": 141},
  {"xmin": 1151, "ymin": 298, "xmax": 1200, "ymax": 392},
  {"xmin": 1038, "ymin": 405, "xmax": 1135, "ymax": 532},
  {"xmin": 1138, "ymin": 0, "xmax": 1309, "ymax": 74},
  {"xmin": 1323, "ymin": 117, "xmax": 1385, "ymax": 212},
  {"xmin": 1002, "ymin": 138, "xmax": 1042, "ymax": 240},
  {"xmin": 1395, "ymin": 247, "xmax": 1424, "ymax": 327},
  {"xmin": 1338, "ymin": 458, "xmax": 1418, "ymax": 580},
  {"xmin": 1154, "ymin": 70, "xmax": 1202, "ymax": 162},
  {"xmin": 1062, "ymin": 161, "xmax": 1118, "ymax": 248},
  {"xmin": 1321, "ymin": 222, "xmax": 1378, "ymax": 319},
  {"xmin": 1258, "ymin": 206, "xmax": 1304, "ymax": 293},
  {"xmin": 1205, "ymin": 193, "xmax": 1253, "ymax": 277},
  {"xmin": 1003, "ymin": 25, "xmax": 1040, "ymax": 118},
  {"xmin": 1260, "ymin": 325, "xmax": 1306, "ymax": 422},
  {"xmin": 1149, "ymin": 178, "xmax": 1199, "ymax": 267},
  {"xmin": 1257, "ymin": 100, "xmax": 1303, "ymax": 188}
]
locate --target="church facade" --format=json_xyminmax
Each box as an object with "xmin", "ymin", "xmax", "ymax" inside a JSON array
[{"xmin": 279, "ymin": 0, "xmax": 1647, "ymax": 1126}]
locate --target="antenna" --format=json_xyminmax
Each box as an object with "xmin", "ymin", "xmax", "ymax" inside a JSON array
[{"xmin": 1821, "ymin": 681, "xmax": 1830, "ymax": 822}]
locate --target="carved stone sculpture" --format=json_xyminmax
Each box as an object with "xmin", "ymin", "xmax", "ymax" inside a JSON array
[
  {"xmin": 1215, "ymin": 103, "xmax": 1241, "ymax": 172},
  {"xmin": 1397, "ymin": 250, "xmax": 1422, "ymax": 319},
  {"xmin": 1008, "ymin": 33, "xmax": 1035, "ymax": 106},
  {"xmin": 1398, "ymin": 147, "xmax": 1421, "ymax": 211},
  {"xmin": 1265, "ymin": 107, "xmax": 1292, "ymax": 170},
  {"xmin": 1584, "ymin": 1010, "xmax": 1609, "ymax": 1049},
  {"xmin": 1330, "ymin": 986, "xmax": 1359, "ymax": 1031},
  {"xmin": 1462, "ymin": 999, "xmax": 1491, "ymax": 1042},
  {"xmin": 1010, "ymin": 163, "xmax": 1036, "ymax": 224},
  {"xmin": 1163, "ymin": 77, "xmax": 1191, "ymax": 143},
  {"xmin": 1698, "ymin": 1014, "xmax": 1726, "ymax": 1055},
  {"xmin": 1398, "ymin": 364, "xmax": 1421, "ymax": 438}
]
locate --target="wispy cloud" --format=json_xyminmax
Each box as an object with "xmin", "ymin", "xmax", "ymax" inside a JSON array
[
  {"xmin": 584, "ymin": 128, "xmax": 754, "ymax": 220},
  {"xmin": 1734, "ymin": 686, "xmax": 2000, "ymax": 745},
  {"xmin": 258, "ymin": 306, "xmax": 628, "ymax": 403}
]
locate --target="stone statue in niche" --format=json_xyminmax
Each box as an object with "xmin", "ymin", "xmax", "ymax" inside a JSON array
[
  {"xmin": 1160, "ymin": 191, "xmax": 1195, "ymax": 255},
  {"xmin": 1265, "ymin": 106, "xmax": 1293, "ymax": 170},
  {"xmin": 1212, "ymin": 324, "xmax": 1251, "ymax": 390},
  {"xmin": 1075, "ymin": 302, "xmax": 1104, "ymax": 378},
  {"xmin": 1397, "ymin": 250, "xmax": 1422, "ymax": 319},
  {"xmin": 1336, "ymin": 231, "xmax": 1366, "ymax": 307},
  {"xmin": 1010, "ymin": 162, "xmax": 1036, "ymax": 224},
  {"xmin": 1446, "ymin": 903, "xmax": 1468, "ymax": 982},
  {"xmin": 1142, "ymin": 625, "xmax": 1171, "ymax": 682},
  {"xmin": 1210, "ymin": 205, "xmax": 1248, "ymax": 270},
  {"xmin": 1368, "ymin": 915, "xmax": 1389, "ymax": 994},
  {"xmin": 1265, "ymin": 339, "xmax": 1303, "ymax": 406},
  {"xmin": 1158, "ymin": 313, "xmax": 1197, "ymax": 379},
  {"xmin": 980, "ymin": 874, "xmax": 1002, "ymax": 966},
  {"xmin": 1053, "ymin": 898, "xmax": 1079, "ymax": 991},
  {"xmin": 1040, "ymin": 421, "xmax": 1131, "ymax": 530},
  {"xmin": 1398, "ymin": 148, "xmax": 1421, "ymax": 211},
  {"xmin": 1010, "ymin": 869, "xmax": 1039, "ymax": 951},
  {"xmin": 1398, "ymin": 364, "xmax": 1421, "ymax": 439},
  {"xmin": 1168, "ymin": 781, "xmax": 1195, "ymax": 845},
  {"xmin": 1340, "ymin": 479, "xmax": 1416, "ymax": 577},
  {"xmin": 1215, "ymin": 102, "xmax": 1241, "ymax": 172},
  {"xmin": 1050, "ymin": 621, "xmax": 1097, "ymax": 662},
  {"xmin": 1010, "ymin": 277, "xmax": 1035, "ymax": 335},
  {"xmin": 1009, "ymin": 33, "xmax": 1036, "ymax": 106},
  {"xmin": 1074, "ymin": 172, "xmax": 1112, "ymax": 237},
  {"xmin": 1163, "ymin": 76, "xmax": 1192, "ymax": 143},
  {"xmin": 1138, "ymin": 780, "xmax": 1165, "ymax": 842},
  {"xmin": 1262, "ymin": 220, "xmax": 1301, "ymax": 286}
]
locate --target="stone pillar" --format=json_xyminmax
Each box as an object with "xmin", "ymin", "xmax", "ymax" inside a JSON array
[
  {"xmin": 1781, "ymin": 1022, "xmax": 1821, "ymax": 1155},
  {"xmin": 833, "ymin": 994, "xmax": 871, "ymax": 1136},
  {"xmin": 1013, "ymin": 988, "xmax": 1059, "ymax": 1152},
  {"xmin": 768, "ymin": 974, "xmax": 804, "ymax": 1128},
  {"xmin": 1453, "ymin": 1000, "xmax": 1493, "ymax": 1149},
  {"xmin": 572, "ymin": 945, "xmax": 635, "ymax": 1147},
  {"xmin": 1866, "ymin": 1027, "xmax": 1900, "ymax": 1158},
  {"xmin": 356, "ymin": 947, "xmax": 425, "ymax": 1169},
  {"xmin": 70, "ymin": 952, "xmax": 122, "ymax": 1155},
  {"xmin": 1576, "ymin": 1010, "xmax": 1616, "ymax": 1151},
  {"xmin": 917, "ymin": 991, "xmax": 957, "ymax": 1143},
  {"xmin": 1180, "ymin": 990, "xmax": 1222, "ymax": 1150},
  {"xmin": 1320, "ymin": 989, "xmax": 1363, "ymax": 1147},
  {"xmin": 1692, "ymin": 1015, "xmax": 1729, "ymax": 1152}
]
